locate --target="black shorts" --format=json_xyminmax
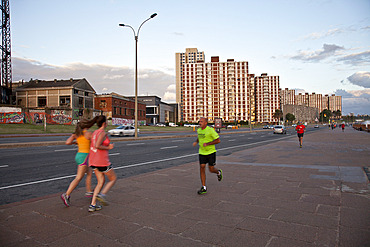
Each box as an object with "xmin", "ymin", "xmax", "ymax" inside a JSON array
[
  {"xmin": 90, "ymin": 164, "xmax": 113, "ymax": 173},
  {"xmin": 199, "ymin": 152, "xmax": 216, "ymax": 166},
  {"xmin": 297, "ymin": 133, "xmax": 304, "ymax": 138}
]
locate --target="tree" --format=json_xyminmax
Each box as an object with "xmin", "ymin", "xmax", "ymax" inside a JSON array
[
  {"xmin": 320, "ymin": 109, "xmax": 332, "ymax": 123},
  {"xmin": 273, "ymin": 109, "xmax": 283, "ymax": 123},
  {"xmin": 286, "ymin": 113, "xmax": 295, "ymax": 123}
]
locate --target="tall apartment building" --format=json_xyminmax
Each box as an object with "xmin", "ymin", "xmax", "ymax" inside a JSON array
[
  {"xmin": 175, "ymin": 48, "xmax": 205, "ymax": 121},
  {"xmin": 308, "ymin": 93, "xmax": 323, "ymax": 113},
  {"xmin": 280, "ymin": 88, "xmax": 295, "ymax": 106},
  {"xmin": 327, "ymin": 94, "xmax": 342, "ymax": 112},
  {"xmin": 254, "ymin": 73, "xmax": 280, "ymax": 123},
  {"xmin": 181, "ymin": 56, "xmax": 250, "ymax": 123}
]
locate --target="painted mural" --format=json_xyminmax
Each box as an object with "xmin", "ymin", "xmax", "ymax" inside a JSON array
[
  {"xmin": 112, "ymin": 118, "xmax": 134, "ymax": 126},
  {"xmin": 0, "ymin": 112, "xmax": 25, "ymax": 123}
]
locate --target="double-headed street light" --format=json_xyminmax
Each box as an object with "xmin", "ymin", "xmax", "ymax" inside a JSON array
[{"xmin": 119, "ymin": 13, "xmax": 157, "ymax": 138}]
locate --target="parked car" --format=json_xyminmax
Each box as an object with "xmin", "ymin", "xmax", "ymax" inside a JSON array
[
  {"xmin": 263, "ymin": 125, "xmax": 270, "ymax": 129},
  {"xmin": 292, "ymin": 124, "xmax": 297, "ymax": 127},
  {"xmin": 108, "ymin": 125, "xmax": 139, "ymax": 137},
  {"xmin": 155, "ymin": 123, "xmax": 166, "ymax": 127},
  {"xmin": 273, "ymin": 125, "xmax": 287, "ymax": 134},
  {"xmin": 314, "ymin": 125, "xmax": 319, "ymax": 128},
  {"xmin": 169, "ymin": 122, "xmax": 178, "ymax": 127}
]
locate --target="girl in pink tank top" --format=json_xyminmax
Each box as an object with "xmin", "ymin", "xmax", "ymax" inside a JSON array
[{"xmin": 88, "ymin": 115, "xmax": 117, "ymax": 212}]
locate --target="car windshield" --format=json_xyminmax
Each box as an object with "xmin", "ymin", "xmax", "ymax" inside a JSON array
[
  {"xmin": 116, "ymin": 126, "xmax": 125, "ymax": 129},
  {"xmin": 274, "ymin": 126, "xmax": 282, "ymax": 128}
]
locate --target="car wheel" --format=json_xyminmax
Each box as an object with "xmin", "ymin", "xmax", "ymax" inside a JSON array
[{"xmin": 119, "ymin": 132, "xmax": 124, "ymax": 137}]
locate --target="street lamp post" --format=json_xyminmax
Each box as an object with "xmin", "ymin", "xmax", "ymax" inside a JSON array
[{"xmin": 119, "ymin": 13, "xmax": 157, "ymax": 138}]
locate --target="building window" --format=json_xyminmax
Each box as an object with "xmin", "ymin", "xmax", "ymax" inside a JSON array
[
  {"xmin": 38, "ymin": 97, "xmax": 47, "ymax": 107},
  {"xmin": 74, "ymin": 89, "xmax": 78, "ymax": 94},
  {"xmin": 59, "ymin": 96, "xmax": 71, "ymax": 106},
  {"xmin": 85, "ymin": 92, "xmax": 89, "ymax": 96},
  {"xmin": 99, "ymin": 100, "xmax": 107, "ymax": 108},
  {"xmin": 78, "ymin": 97, "xmax": 84, "ymax": 107}
]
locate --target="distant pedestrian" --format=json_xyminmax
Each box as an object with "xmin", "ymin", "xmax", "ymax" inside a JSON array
[
  {"xmin": 341, "ymin": 123, "xmax": 345, "ymax": 132},
  {"xmin": 88, "ymin": 115, "xmax": 117, "ymax": 212},
  {"xmin": 61, "ymin": 118, "xmax": 97, "ymax": 207},
  {"xmin": 295, "ymin": 121, "xmax": 306, "ymax": 148},
  {"xmin": 192, "ymin": 117, "xmax": 222, "ymax": 195}
]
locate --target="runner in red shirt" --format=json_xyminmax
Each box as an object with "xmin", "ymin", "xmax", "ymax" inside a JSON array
[{"xmin": 295, "ymin": 122, "xmax": 306, "ymax": 148}]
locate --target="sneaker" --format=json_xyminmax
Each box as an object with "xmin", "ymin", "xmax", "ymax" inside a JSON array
[
  {"xmin": 85, "ymin": 191, "xmax": 93, "ymax": 198},
  {"xmin": 217, "ymin": 169, "xmax": 223, "ymax": 181},
  {"xmin": 88, "ymin": 204, "xmax": 102, "ymax": 212},
  {"xmin": 61, "ymin": 193, "xmax": 70, "ymax": 207},
  {"xmin": 300, "ymin": 144, "xmax": 302, "ymax": 148},
  {"xmin": 97, "ymin": 194, "xmax": 109, "ymax": 206},
  {"xmin": 197, "ymin": 187, "xmax": 207, "ymax": 195}
]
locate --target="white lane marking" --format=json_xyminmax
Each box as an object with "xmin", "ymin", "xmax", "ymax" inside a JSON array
[
  {"xmin": 229, "ymin": 139, "xmax": 236, "ymax": 142},
  {"xmin": 54, "ymin": 148, "xmax": 77, "ymax": 152},
  {"xmin": 171, "ymin": 140, "xmax": 184, "ymax": 142},
  {"xmin": 160, "ymin": 146, "xmax": 178, "ymax": 150},
  {"xmin": 223, "ymin": 136, "xmax": 231, "ymax": 138},
  {"xmin": 126, "ymin": 143, "xmax": 145, "ymax": 146},
  {"xmin": 0, "ymin": 135, "xmax": 293, "ymax": 191},
  {"xmin": 0, "ymin": 165, "xmax": 9, "ymax": 168},
  {"xmin": 239, "ymin": 135, "xmax": 245, "ymax": 137},
  {"xmin": 109, "ymin": 153, "xmax": 120, "ymax": 156},
  {"xmin": 248, "ymin": 137, "xmax": 253, "ymax": 139}
]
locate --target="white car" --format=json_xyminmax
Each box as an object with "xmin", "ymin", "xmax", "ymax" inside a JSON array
[
  {"xmin": 108, "ymin": 125, "xmax": 139, "ymax": 137},
  {"xmin": 273, "ymin": 125, "xmax": 287, "ymax": 134}
]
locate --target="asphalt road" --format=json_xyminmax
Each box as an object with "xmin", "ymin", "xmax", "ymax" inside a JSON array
[{"xmin": 0, "ymin": 127, "xmax": 319, "ymax": 205}]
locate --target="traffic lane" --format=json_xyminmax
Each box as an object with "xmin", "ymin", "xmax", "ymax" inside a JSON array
[{"xmin": 0, "ymin": 130, "xmax": 307, "ymax": 205}]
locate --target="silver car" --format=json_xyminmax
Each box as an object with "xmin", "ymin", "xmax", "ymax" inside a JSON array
[
  {"xmin": 273, "ymin": 125, "xmax": 287, "ymax": 134},
  {"xmin": 108, "ymin": 125, "xmax": 139, "ymax": 137}
]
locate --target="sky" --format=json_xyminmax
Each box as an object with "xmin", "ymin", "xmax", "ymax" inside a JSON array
[{"xmin": 10, "ymin": 0, "xmax": 370, "ymax": 115}]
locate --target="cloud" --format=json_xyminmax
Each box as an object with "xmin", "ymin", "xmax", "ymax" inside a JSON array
[
  {"xmin": 302, "ymin": 28, "xmax": 344, "ymax": 40},
  {"xmin": 337, "ymin": 51, "xmax": 370, "ymax": 66},
  {"xmin": 333, "ymin": 88, "xmax": 370, "ymax": 115},
  {"xmin": 347, "ymin": 71, "xmax": 370, "ymax": 88},
  {"xmin": 290, "ymin": 44, "xmax": 344, "ymax": 62},
  {"xmin": 172, "ymin": 32, "xmax": 184, "ymax": 36},
  {"xmin": 163, "ymin": 92, "xmax": 176, "ymax": 101},
  {"xmin": 12, "ymin": 57, "xmax": 175, "ymax": 101},
  {"xmin": 166, "ymin": 84, "xmax": 176, "ymax": 91}
]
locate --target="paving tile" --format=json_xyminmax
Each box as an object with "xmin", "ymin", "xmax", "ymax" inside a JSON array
[
  {"xmin": 300, "ymin": 194, "xmax": 341, "ymax": 206},
  {"xmin": 178, "ymin": 207, "xmax": 244, "ymax": 227},
  {"xmin": 267, "ymin": 236, "xmax": 314, "ymax": 247},
  {"xmin": 122, "ymin": 210, "xmax": 199, "ymax": 234},
  {"xmin": 120, "ymin": 227, "xmax": 213, "ymax": 247},
  {"xmin": 340, "ymin": 207, "xmax": 370, "ymax": 230},
  {"xmin": 211, "ymin": 201, "xmax": 275, "ymax": 218},
  {"xmin": 72, "ymin": 214, "xmax": 142, "ymax": 240},
  {"xmin": 252, "ymin": 197, "xmax": 317, "ymax": 213},
  {"xmin": 47, "ymin": 230, "xmax": 128, "ymax": 247},
  {"xmin": 316, "ymin": 227, "xmax": 338, "ymax": 247},
  {"xmin": 218, "ymin": 228, "xmax": 271, "ymax": 246},
  {"xmin": 341, "ymin": 193, "xmax": 370, "ymax": 209},
  {"xmin": 316, "ymin": 204, "xmax": 339, "ymax": 217},
  {"xmin": 0, "ymin": 224, "xmax": 28, "ymax": 246},
  {"xmin": 127, "ymin": 198, "xmax": 190, "ymax": 216},
  {"xmin": 339, "ymin": 226, "xmax": 370, "ymax": 247},
  {"xmin": 180, "ymin": 222, "xmax": 235, "ymax": 245},
  {"xmin": 246, "ymin": 188, "xmax": 302, "ymax": 201},
  {"xmin": 237, "ymin": 216, "xmax": 318, "ymax": 243},
  {"xmin": 2, "ymin": 211, "xmax": 82, "ymax": 244},
  {"xmin": 270, "ymin": 208, "xmax": 338, "ymax": 229}
]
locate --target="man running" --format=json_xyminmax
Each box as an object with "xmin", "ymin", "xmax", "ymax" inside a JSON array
[
  {"xmin": 193, "ymin": 117, "xmax": 222, "ymax": 194},
  {"xmin": 295, "ymin": 121, "xmax": 306, "ymax": 148}
]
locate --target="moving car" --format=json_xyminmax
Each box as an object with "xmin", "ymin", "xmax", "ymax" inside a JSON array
[
  {"xmin": 108, "ymin": 125, "xmax": 139, "ymax": 137},
  {"xmin": 273, "ymin": 125, "xmax": 287, "ymax": 134},
  {"xmin": 314, "ymin": 125, "xmax": 319, "ymax": 128},
  {"xmin": 155, "ymin": 123, "xmax": 166, "ymax": 127},
  {"xmin": 263, "ymin": 125, "xmax": 270, "ymax": 129}
]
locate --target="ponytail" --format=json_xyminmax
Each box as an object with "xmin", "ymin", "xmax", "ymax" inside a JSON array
[{"xmin": 74, "ymin": 116, "xmax": 103, "ymax": 136}]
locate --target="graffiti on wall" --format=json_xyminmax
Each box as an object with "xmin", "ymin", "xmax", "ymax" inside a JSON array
[
  {"xmin": 49, "ymin": 110, "xmax": 72, "ymax": 125},
  {"xmin": 112, "ymin": 118, "xmax": 134, "ymax": 126},
  {"xmin": 0, "ymin": 112, "xmax": 24, "ymax": 123}
]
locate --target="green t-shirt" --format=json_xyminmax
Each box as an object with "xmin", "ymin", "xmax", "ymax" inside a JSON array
[{"xmin": 197, "ymin": 126, "xmax": 220, "ymax": 155}]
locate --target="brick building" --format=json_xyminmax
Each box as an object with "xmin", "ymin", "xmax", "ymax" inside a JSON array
[{"xmin": 94, "ymin": 93, "xmax": 146, "ymax": 125}]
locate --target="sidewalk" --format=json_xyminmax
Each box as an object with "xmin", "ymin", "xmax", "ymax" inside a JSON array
[{"xmin": 1, "ymin": 127, "xmax": 369, "ymax": 246}]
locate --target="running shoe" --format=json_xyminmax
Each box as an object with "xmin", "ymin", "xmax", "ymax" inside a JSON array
[
  {"xmin": 217, "ymin": 169, "xmax": 223, "ymax": 181},
  {"xmin": 61, "ymin": 193, "xmax": 70, "ymax": 207},
  {"xmin": 197, "ymin": 187, "xmax": 207, "ymax": 195},
  {"xmin": 85, "ymin": 192, "xmax": 93, "ymax": 198},
  {"xmin": 300, "ymin": 144, "xmax": 302, "ymax": 148},
  {"xmin": 97, "ymin": 194, "xmax": 109, "ymax": 206},
  {"xmin": 88, "ymin": 204, "xmax": 102, "ymax": 212}
]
